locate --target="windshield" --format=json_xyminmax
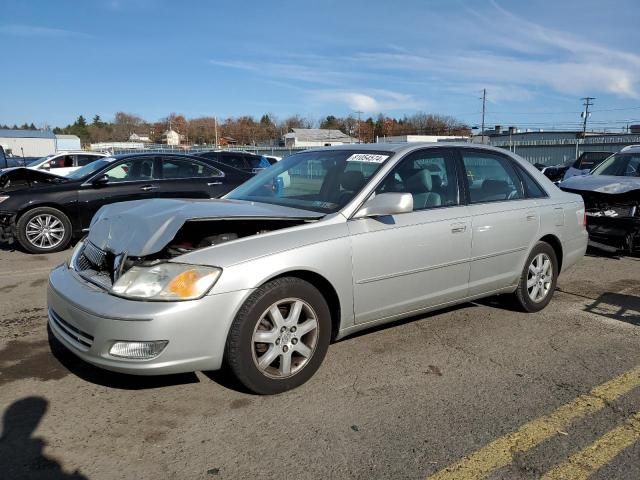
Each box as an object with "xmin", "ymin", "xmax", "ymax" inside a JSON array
[
  {"xmin": 27, "ymin": 155, "xmax": 53, "ymax": 167},
  {"xmin": 591, "ymin": 153, "xmax": 640, "ymax": 177},
  {"xmin": 226, "ymin": 149, "xmax": 393, "ymax": 213},
  {"xmin": 66, "ymin": 158, "xmax": 115, "ymax": 180}
]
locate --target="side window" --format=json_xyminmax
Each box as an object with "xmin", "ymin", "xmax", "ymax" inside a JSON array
[
  {"xmin": 161, "ymin": 157, "xmax": 222, "ymax": 179},
  {"xmin": 375, "ymin": 149, "xmax": 459, "ymax": 210},
  {"xmin": 514, "ymin": 163, "xmax": 547, "ymax": 198},
  {"xmin": 462, "ymin": 152, "xmax": 524, "ymax": 203},
  {"xmin": 222, "ymin": 153, "xmax": 248, "ymax": 170},
  {"xmin": 49, "ymin": 155, "xmax": 73, "ymax": 169},
  {"xmin": 76, "ymin": 154, "xmax": 100, "ymax": 167},
  {"xmin": 103, "ymin": 157, "xmax": 157, "ymax": 182},
  {"xmin": 624, "ymin": 156, "xmax": 640, "ymax": 177}
]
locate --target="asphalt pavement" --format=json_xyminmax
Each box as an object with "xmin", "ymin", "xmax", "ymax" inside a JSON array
[{"xmin": 0, "ymin": 245, "xmax": 638, "ymax": 479}]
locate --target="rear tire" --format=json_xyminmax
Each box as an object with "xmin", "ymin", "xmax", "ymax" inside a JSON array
[
  {"xmin": 510, "ymin": 241, "xmax": 558, "ymax": 312},
  {"xmin": 225, "ymin": 277, "xmax": 331, "ymax": 394},
  {"xmin": 16, "ymin": 207, "xmax": 73, "ymax": 254}
]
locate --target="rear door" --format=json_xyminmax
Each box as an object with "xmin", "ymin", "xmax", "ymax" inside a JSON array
[
  {"xmin": 157, "ymin": 156, "xmax": 229, "ymax": 198},
  {"xmin": 77, "ymin": 156, "xmax": 160, "ymax": 228},
  {"xmin": 459, "ymin": 149, "xmax": 540, "ymax": 296}
]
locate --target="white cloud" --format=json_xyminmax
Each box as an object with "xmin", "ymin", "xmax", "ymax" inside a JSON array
[{"xmin": 310, "ymin": 90, "xmax": 422, "ymax": 113}]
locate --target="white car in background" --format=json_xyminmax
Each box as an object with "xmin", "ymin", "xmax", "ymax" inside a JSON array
[{"xmin": 26, "ymin": 151, "xmax": 108, "ymax": 176}]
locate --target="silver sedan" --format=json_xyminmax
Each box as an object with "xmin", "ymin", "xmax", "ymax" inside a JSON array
[{"xmin": 48, "ymin": 143, "xmax": 588, "ymax": 394}]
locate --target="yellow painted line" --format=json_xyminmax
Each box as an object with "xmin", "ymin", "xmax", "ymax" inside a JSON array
[
  {"xmin": 428, "ymin": 366, "xmax": 640, "ymax": 480},
  {"xmin": 541, "ymin": 411, "xmax": 640, "ymax": 480}
]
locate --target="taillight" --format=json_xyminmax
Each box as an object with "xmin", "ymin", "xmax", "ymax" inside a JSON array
[{"xmin": 583, "ymin": 211, "xmax": 587, "ymax": 227}]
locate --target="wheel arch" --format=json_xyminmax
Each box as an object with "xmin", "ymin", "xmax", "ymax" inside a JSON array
[
  {"xmin": 261, "ymin": 269, "xmax": 342, "ymax": 341},
  {"xmin": 539, "ymin": 233, "xmax": 563, "ymax": 272},
  {"xmin": 16, "ymin": 202, "xmax": 74, "ymax": 225}
]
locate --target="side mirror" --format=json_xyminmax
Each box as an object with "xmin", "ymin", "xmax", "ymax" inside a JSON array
[
  {"xmin": 353, "ymin": 192, "xmax": 413, "ymax": 219},
  {"xmin": 92, "ymin": 174, "xmax": 109, "ymax": 186}
]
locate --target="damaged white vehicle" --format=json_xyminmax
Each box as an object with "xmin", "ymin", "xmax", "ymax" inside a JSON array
[
  {"xmin": 560, "ymin": 145, "xmax": 640, "ymax": 254},
  {"xmin": 48, "ymin": 144, "xmax": 587, "ymax": 394}
]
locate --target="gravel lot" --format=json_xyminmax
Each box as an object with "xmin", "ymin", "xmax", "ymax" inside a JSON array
[{"xmin": 0, "ymin": 245, "xmax": 638, "ymax": 479}]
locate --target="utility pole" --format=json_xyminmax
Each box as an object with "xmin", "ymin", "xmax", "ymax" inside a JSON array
[
  {"xmin": 355, "ymin": 110, "xmax": 363, "ymax": 143},
  {"xmin": 480, "ymin": 88, "xmax": 487, "ymax": 144},
  {"xmin": 581, "ymin": 97, "xmax": 595, "ymax": 135},
  {"xmin": 214, "ymin": 116, "xmax": 219, "ymax": 147}
]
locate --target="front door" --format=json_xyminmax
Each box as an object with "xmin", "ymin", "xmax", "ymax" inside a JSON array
[{"xmin": 349, "ymin": 148, "xmax": 472, "ymax": 324}]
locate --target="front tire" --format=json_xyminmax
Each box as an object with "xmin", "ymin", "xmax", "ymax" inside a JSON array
[
  {"xmin": 510, "ymin": 241, "xmax": 558, "ymax": 312},
  {"xmin": 16, "ymin": 207, "xmax": 73, "ymax": 254},
  {"xmin": 225, "ymin": 277, "xmax": 331, "ymax": 394}
]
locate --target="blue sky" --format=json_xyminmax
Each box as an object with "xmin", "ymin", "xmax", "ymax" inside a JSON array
[{"xmin": 2, "ymin": 0, "xmax": 640, "ymax": 131}]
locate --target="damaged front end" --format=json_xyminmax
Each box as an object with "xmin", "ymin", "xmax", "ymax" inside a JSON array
[
  {"xmin": 71, "ymin": 217, "xmax": 312, "ymax": 292},
  {"xmin": 562, "ymin": 187, "xmax": 640, "ymax": 254}
]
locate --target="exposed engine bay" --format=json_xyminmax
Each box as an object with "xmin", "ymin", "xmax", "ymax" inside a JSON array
[
  {"xmin": 74, "ymin": 217, "xmax": 312, "ymax": 287},
  {"xmin": 161, "ymin": 218, "xmax": 308, "ymax": 258},
  {"xmin": 564, "ymin": 188, "xmax": 640, "ymax": 254}
]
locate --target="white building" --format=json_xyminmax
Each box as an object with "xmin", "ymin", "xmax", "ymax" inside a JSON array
[
  {"xmin": 129, "ymin": 133, "xmax": 151, "ymax": 142},
  {"xmin": 283, "ymin": 128, "xmax": 357, "ymax": 148},
  {"xmin": 55, "ymin": 134, "xmax": 81, "ymax": 151},
  {"xmin": 162, "ymin": 129, "xmax": 182, "ymax": 146},
  {"xmin": 90, "ymin": 142, "xmax": 146, "ymax": 152},
  {"xmin": 0, "ymin": 129, "xmax": 57, "ymax": 156},
  {"xmin": 377, "ymin": 134, "xmax": 468, "ymax": 143}
]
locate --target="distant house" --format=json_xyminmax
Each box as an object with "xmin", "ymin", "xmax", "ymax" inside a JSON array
[
  {"xmin": 218, "ymin": 136, "xmax": 237, "ymax": 146},
  {"xmin": 162, "ymin": 129, "xmax": 184, "ymax": 146},
  {"xmin": 283, "ymin": 128, "xmax": 357, "ymax": 148},
  {"xmin": 129, "ymin": 133, "xmax": 151, "ymax": 143}
]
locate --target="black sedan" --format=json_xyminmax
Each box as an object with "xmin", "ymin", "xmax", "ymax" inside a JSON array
[{"xmin": 0, "ymin": 153, "xmax": 253, "ymax": 253}]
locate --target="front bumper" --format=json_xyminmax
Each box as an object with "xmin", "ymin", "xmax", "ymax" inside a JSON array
[
  {"xmin": 47, "ymin": 264, "xmax": 252, "ymax": 375},
  {"xmin": 0, "ymin": 212, "xmax": 16, "ymax": 243}
]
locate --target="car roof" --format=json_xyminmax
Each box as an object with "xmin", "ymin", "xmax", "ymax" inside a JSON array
[
  {"xmin": 304, "ymin": 141, "xmax": 515, "ymax": 157},
  {"xmin": 619, "ymin": 144, "xmax": 640, "ymax": 154}
]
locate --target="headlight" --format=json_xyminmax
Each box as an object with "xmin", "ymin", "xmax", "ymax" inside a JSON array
[
  {"xmin": 112, "ymin": 263, "xmax": 222, "ymax": 301},
  {"xmin": 67, "ymin": 239, "xmax": 85, "ymax": 269},
  {"xmin": 0, "ymin": 196, "xmax": 9, "ymax": 204}
]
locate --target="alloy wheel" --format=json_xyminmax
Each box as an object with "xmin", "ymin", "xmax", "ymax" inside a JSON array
[
  {"xmin": 25, "ymin": 214, "xmax": 66, "ymax": 250},
  {"xmin": 527, "ymin": 253, "xmax": 553, "ymax": 302},
  {"xmin": 251, "ymin": 298, "xmax": 319, "ymax": 379}
]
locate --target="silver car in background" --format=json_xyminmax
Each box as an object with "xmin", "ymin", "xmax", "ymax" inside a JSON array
[{"xmin": 48, "ymin": 143, "xmax": 588, "ymax": 394}]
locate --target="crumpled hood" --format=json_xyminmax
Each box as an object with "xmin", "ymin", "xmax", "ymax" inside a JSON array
[
  {"xmin": 0, "ymin": 167, "xmax": 67, "ymax": 192},
  {"xmin": 88, "ymin": 198, "xmax": 322, "ymax": 256},
  {"xmin": 559, "ymin": 174, "xmax": 640, "ymax": 194}
]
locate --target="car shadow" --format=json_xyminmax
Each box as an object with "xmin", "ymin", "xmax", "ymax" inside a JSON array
[
  {"xmin": 336, "ymin": 301, "xmax": 479, "ymax": 343},
  {"xmin": 0, "ymin": 396, "xmax": 89, "ymax": 479},
  {"xmin": 0, "ymin": 240, "xmax": 18, "ymax": 252},
  {"xmin": 584, "ymin": 292, "xmax": 640, "ymax": 326},
  {"xmin": 47, "ymin": 327, "xmax": 200, "ymax": 390}
]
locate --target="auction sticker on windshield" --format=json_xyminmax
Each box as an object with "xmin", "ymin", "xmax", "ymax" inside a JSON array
[{"xmin": 346, "ymin": 154, "xmax": 389, "ymax": 163}]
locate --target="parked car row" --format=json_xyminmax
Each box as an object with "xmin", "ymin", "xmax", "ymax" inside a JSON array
[
  {"xmin": 46, "ymin": 143, "xmax": 588, "ymax": 394},
  {"xmin": 0, "ymin": 153, "xmax": 253, "ymax": 253}
]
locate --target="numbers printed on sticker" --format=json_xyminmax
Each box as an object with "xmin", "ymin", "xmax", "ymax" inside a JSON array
[{"xmin": 346, "ymin": 154, "xmax": 389, "ymax": 163}]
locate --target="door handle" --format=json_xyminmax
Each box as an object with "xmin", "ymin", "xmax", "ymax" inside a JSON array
[
  {"xmin": 207, "ymin": 182, "xmax": 223, "ymax": 186},
  {"xmin": 526, "ymin": 212, "xmax": 537, "ymax": 221},
  {"xmin": 450, "ymin": 223, "xmax": 467, "ymax": 234},
  {"xmin": 140, "ymin": 185, "xmax": 158, "ymax": 191}
]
